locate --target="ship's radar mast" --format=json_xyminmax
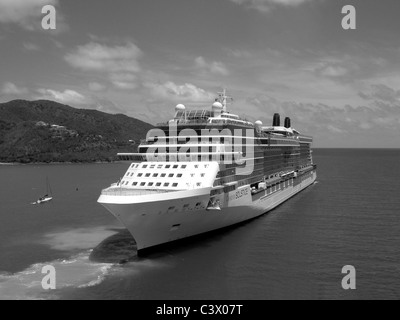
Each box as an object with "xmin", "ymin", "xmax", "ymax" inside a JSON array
[{"xmin": 216, "ymin": 89, "xmax": 233, "ymax": 112}]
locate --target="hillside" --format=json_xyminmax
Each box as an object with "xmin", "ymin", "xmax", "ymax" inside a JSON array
[{"xmin": 0, "ymin": 100, "xmax": 153, "ymax": 163}]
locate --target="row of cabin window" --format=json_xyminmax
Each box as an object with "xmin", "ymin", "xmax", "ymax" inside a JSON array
[
  {"xmin": 121, "ymin": 180, "xmax": 203, "ymax": 188},
  {"xmin": 127, "ymin": 172, "xmax": 184, "ymax": 178},
  {"xmin": 129, "ymin": 172, "xmax": 204, "ymax": 178},
  {"xmin": 132, "ymin": 181, "xmax": 180, "ymax": 188},
  {"xmin": 131, "ymin": 164, "xmax": 188, "ymax": 169},
  {"xmin": 131, "ymin": 164, "xmax": 209, "ymax": 169}
]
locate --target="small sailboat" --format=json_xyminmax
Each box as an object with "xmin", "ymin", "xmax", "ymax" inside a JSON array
[{"xmin": 32, "ymin": 177, "xmax": 53, "ymax": 205}]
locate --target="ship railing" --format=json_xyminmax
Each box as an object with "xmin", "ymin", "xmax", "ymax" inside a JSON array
[
  {"xmin": 117, "ymin": 151, "xmax": 244, "ymax": 162},
  {"xmin": 156, "ymin": 119, "xmax": 210, "ymax": 126},
  {"xmin": 101, "ymin": 188, "xmax": 172, "ymax": 196},
  {"xmin": 156, "ymin": 119, "xmax": 254, "ymax": 128},
  {"xmin": 139, "ymin": 140, "xmax": 229, "ymax": 146},
  {"xmin": 297, "ymin": 165, "xmax": 315, "ymax": 173}
]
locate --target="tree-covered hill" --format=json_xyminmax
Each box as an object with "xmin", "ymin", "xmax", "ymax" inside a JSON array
[{"xmin": 0, "ymin": 100, "xmax": 153, "ymax": 163}]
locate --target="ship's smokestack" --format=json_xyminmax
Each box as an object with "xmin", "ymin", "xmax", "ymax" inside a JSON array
[
  {"xmin": 273, "ymin": 113, "xmax": 280, "ymax": 127},
  {"xmin": 284, "ymin": 117, "xmax": 291, "ymax": 128}
]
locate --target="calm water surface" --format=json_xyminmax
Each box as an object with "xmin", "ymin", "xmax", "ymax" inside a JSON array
[{"xmin": 0, "ymin": 149, "xmax": 399, "ymax": 300}]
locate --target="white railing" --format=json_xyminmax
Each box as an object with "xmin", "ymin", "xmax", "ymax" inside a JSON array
[{"xmin": 101, "ymin": 188, "xmax": 172, "ymax": 197}]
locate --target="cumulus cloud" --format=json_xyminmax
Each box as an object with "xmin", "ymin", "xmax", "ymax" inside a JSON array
[
  {"xmin": 110, "ymin": 73, "xmax": 138, "ymax": 90},
  {"xmin": 1, "ymin": 82, "xmax": 28, "ymax": 95},
  {"xmin": 145, "ymin": 81, "xmax": 214, "ymax": 102},
  {"xmin": 0, "ymin": 0, "xmax": 66, "ymax": 31},
  {"xmin": 244, "ymin": 82, "xmax": 400, "ymax": 147},
  {"xmin": 230, "ymin": 0, "xmax": 316, "ymax": 13},
  {"xmin": 195, "ymin": 56, "xmax": 229, "ymax": 76},
  {"xmin": 307, "ymin": 57, "xmax": 352, "ymax": 78},
  {"xmin": 65, "ymin": 41, "xmax": 142, "ymax": 91},
  {"xmin": 65, "ymin": 42, "xmax": 142, "ymax": 73},
  {"xmin": 359, "ymin": 84, "xmax": 400, "ymax": 105},
  {"xmin": 36, "ymin": 89, "xmax": 90, "ymax": 105}
]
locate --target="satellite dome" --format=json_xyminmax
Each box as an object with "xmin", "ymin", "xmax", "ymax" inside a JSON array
[
  {"xmin": 212, "ymin": 102, "xmax": 223, "ymax": 110},
  {"xmin": 255, "ymin": 120, "xmax": 263, "ymax": 126},
  {"xmin": 175, "ymin": 104, "xmax": 186, "ymax": 111}
]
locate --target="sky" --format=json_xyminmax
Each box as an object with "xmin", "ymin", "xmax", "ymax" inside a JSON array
[{"xmin": 0, "ymin": 0, "xmax": 399, "ymax": 148}]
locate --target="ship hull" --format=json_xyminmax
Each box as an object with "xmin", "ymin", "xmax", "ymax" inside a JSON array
[{"xmin": 99, "ymin": 171, "xmax": 317, "ymax": 254}]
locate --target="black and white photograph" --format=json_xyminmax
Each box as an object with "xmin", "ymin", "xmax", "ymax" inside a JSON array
[{"xmin": 0, "ymin": 0, "xmax": 399, "ymax": 303}]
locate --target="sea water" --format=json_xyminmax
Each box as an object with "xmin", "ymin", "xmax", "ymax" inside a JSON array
[{"xmin": 0, "ymin": 149, "xmax": 399, "ymax": 300}]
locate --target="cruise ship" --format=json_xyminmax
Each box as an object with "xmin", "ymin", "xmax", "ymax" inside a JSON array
[{"xmin": 98, "ymin": 90, "xmax": 317, "ymax": 254}]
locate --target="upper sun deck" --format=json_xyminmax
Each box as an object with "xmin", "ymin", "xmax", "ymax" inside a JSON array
[
  {"xmin": 156, "ymin": 110, "xmax": 254, "ymax": 128},
  {"xmin": 156, "ymin": 89, "xmax": 253, "ymax": 128},
  {"xmin": 141, "ymin": 90, "xmax": 311, "ymax": 150}
]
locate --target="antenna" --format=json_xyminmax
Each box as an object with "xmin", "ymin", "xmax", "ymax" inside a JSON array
[{"xmin": 217, "ymin": 88, "xmax": 233, "ymax": 112}]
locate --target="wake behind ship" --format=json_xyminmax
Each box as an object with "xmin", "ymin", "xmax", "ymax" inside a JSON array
[{"xmin": 98, "ymin": 90, "xmax": 317, "ymax": 254}]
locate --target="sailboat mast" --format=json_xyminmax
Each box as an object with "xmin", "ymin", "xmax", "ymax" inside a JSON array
[{"xmin": 46, "ymin": 177, "xmax": 52, "ymax": 196}]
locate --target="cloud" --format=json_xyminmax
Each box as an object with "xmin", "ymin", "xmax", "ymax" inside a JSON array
[
  {"xmin": 230, "ymin": 0, "xmax": 316, "ymax": 13},
  {"xmin": 36, "ymin": 89, "xmax": 91, "ymax": 106},
  {"xmin": 88, "ymin": 82, "xmax": 106, "ymax": 92},
  {"xmin": 109, "ymin": 73, "xmax": 138, "ymax": 90},
  {"xmin": 65, "ymin": 42, "xmax": 142, "ymax": 73},
  {"xmin": 359, "ymin": 84, "xmax": 400, "ymax": 105},
  {"xmin": 93, "ymin": 98, "xmax": 127, "ymax": 114},
  {"xmin": 326, "ymin": 124, "xmax": 346, "ymax": 134},
  {"xmin": 36, "ymin": 88, "xmax": 130, "ymax": 114},
  {"xmin": 195, "ymin": 56, "xmax": 229, "ymax": 76},
  {"xmin": 319, "ymin": 65, "xmax": 348, "ymax": 77},
  {"xmin": 51, "ymin": 39, "xmax": 64, "ymax": 49},
  {"xmin": 305, "ymin": 56, "xmax": 353, "ymax": 79},
  {"xmin": 0, "ymin": 0, "xmax": 66, "ymax": 31},
  {"xmin": 65, "ymin": 41, "xmax": 142, "ymax": 91},
  {"xmin": 23, "ymin": 42, "xmax": 41, "ymax": 51},
  {"xmin": 243, "ymin": 82, "xmax": 400, "ymax": 147},
  {"xmin": 226, "ymin": 48, "xmax": 253, "ymax": 59},
  {"xmin": 1, "ymin": 82, "xmax": 28, "ymax": 95},
  {"xmin": 145, "ymin": 81, "xmax": 214, "ymax": 102}
]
